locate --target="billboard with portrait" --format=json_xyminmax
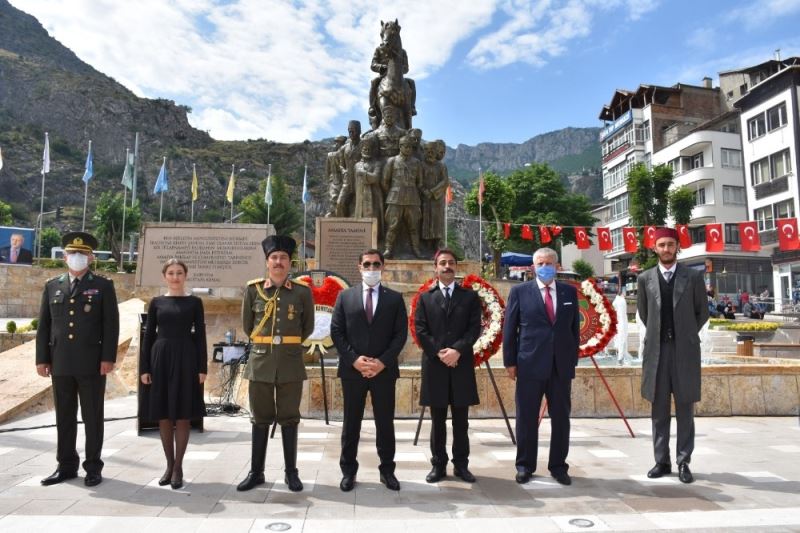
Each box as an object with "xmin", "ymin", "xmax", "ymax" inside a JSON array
[{"xmin": 0, "ymin": 226, "xmax": 36, "ymax": 266}]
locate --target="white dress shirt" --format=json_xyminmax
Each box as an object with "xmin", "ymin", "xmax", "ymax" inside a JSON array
[
  {"xmin": 362, "ymin": 281, "xmax": 380, "ymax": 310},
  {"xmin": 536, "ymin": 278, "xmax": 557, "ymax": 316},
  {"xmin": 658, "ymin": 263, "xmax": 677, "ymax": 282}
]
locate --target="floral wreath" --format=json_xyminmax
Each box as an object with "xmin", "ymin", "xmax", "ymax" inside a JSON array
[
  {"xmin": 409, "ymin": 274, "xmax": 505, "ymax": 367},
  {"xmin": 293, "ymin": 273, "xmax": 349, "ymax": 354},
  {"xmin": 568, "ymin": 278, "xmax": 618, "ymax": 358}
]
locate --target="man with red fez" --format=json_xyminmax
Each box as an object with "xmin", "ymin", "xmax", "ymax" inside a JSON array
[{"xmin": 637, "ymin": 227, "xmax": 709, "ymax": 484}]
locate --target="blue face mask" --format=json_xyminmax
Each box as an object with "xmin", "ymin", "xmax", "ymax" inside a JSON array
[{"xmin": 535, "ymin": 264, "xmax": 556, "ymax": 283}]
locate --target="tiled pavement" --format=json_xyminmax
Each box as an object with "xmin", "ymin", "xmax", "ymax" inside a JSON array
[{"xmin": 1, "ymin": 395, "xmax": 799, "ymax": 532}]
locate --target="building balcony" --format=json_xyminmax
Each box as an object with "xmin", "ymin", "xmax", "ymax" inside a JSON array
[
  {"xmin": 602, "ymin": 141, "xmax": 631, "ymax": 164},
  {"xmin": 759, "ymin": 229, "xmax": 778, "ymax": 245},
  {"xmin": 754, "ymin": 175, "xmax": 789, "ymax": 200}
]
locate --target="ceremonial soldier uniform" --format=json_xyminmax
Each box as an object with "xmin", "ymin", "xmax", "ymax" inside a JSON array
[
  {"xmin": 238, "ymin": 235, "xmax": 314, "ymax": 493},
  {"xmin": 36, "ymin": 232, "xmax": 119, "ymax": 487}
]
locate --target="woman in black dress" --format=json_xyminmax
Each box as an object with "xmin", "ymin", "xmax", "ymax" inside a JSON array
[{"xmin": 140, "ymin": 259, "xmax": 207, "ymax": 489}]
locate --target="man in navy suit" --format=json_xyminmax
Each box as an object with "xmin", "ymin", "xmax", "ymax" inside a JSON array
[
  {"xmin": 331, "ymin": 248, "xmax": 408, "ymax": 492},
  {"xmin": 503, "ymin": 247, "xmax": 580, "ymax": 485}
]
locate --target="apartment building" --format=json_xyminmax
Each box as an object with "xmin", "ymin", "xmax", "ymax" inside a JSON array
[{"xmin": 732, "ymin": 58, "xmax": 800, "ymax": 309}]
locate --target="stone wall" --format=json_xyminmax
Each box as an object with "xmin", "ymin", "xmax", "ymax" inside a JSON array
[{"xmin": 0, "ymin": 332, "xmax": 35, "ymax": 352}]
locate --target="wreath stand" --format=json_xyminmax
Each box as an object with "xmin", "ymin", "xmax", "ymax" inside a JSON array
[
  {"xmin": 537, "ymin": 355, "xmax": 635, "ymax": 438},
  {"xmin": 271, "ymin": 348, "xmax": 330, "ymax": 439},
  {"xmin": 413, "ymin": 359, "xmax": 516, "ymax": 446}
]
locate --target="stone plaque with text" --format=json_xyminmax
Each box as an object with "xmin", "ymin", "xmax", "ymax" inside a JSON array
[
  {"xmin": 315, "ymin": 218, "xmax": 377, "ymax": 284},
  {"xmin": 137, "ymin": 223, "xmax": 273, "ymax": 287}
]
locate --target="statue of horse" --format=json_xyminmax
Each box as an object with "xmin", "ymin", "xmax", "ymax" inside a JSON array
[{"xmin": 369, "ymin": 19, "xmax": 416, "ymax": 130}]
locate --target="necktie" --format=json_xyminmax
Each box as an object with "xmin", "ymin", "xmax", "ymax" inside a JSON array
[
  {"xmin": 664, "ymin": 271, "xmax": 672, "ymax": 283},
  {"xmin": 71, "ymin": 277, "xmax": 80, "ymax": 296},
  {"xmin": 443, "ymin": 286, "xmax": 451, "ymax": 310},
  {"xmin": 544, "ymin": 285, "xmax": 555, "ymax": 324},
  {"xmin": 10, "ymin": 248, "xmax": 17, "ymax": 263},
  {"xmin": 365, "ymin": 287, "xmax": 374, "ymax": 324}
]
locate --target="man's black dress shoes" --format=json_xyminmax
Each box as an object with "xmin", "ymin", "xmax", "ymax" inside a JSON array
[
  {"xmin": 647, "ymin": 463, "xmax": 671, "ymax": 478},
  {"xmin": 515, "ymin": 471, "xmax": 532, "ymax": 484},
  {"xmin": 380, "ymin": 472, "xmax": 400, "ymax": 491},
  {"xmin": 453, "ymin": 467, "xmax": 476, "ymax": 483},
  {"xmin": 84, "ymin": 473, "xmax": 102, "ymax": 487},
  {"xmin": 41, "ymin": 470, "xmax": 77, "ymax": 486},
  {"xmin": 340, "ymin": 474, "xmax": 356, "ymax": 492},
  {"xmin": 678, "ymin": 463, "xmax": 694, "ymax": 484},
  {"xmin": 552, "ymin": 472, "xmax": 572, "ymax": 486},
  {"xmin": 425, "ymin": 466, "xmax": 446, "ymax": 483}
]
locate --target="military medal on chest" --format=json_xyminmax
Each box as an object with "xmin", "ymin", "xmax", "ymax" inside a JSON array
[{"xmin": 287, "ymin": 304, "xmax": 295, "ymax": 321}]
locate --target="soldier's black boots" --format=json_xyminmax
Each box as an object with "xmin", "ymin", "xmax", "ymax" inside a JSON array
[
  {"xmin": 237, "ymin": 425, "xmax": 268, "ymax": 491},
  {"xmin": 281, "ymin": 425, "xmax": 303, "ymax": 492}
]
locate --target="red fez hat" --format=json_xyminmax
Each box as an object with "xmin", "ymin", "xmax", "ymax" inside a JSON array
[{"xmin": 653, "ymin": 227, "xmax": 679, "ymax": 242}]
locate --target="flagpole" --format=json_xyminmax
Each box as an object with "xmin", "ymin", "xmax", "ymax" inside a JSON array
[
  {"xmin": 478, "ymin": 167, "xmax": 483, "ymax": 264},
  {"xmin": 158, "ymin": 156, "xmax": 166, "ymax": 222},
  {"xmin": 37, "ymin": 132, "xmax": 49, "ymax": 260},
  {"xmin": 191, "ymin": 163, "xmax": 196, "ymax": 223},
  {"xmin": 160, "ymin": 192, "xmax": 164, "ymax": 222},
  {"xmin": 445, "ymin": 196, "xmax": 448, "ymax": 246},
  {"xmin": 81, "ymin": 140, "xmax": 92, "ymax": 231},
  {"xmin": 302, "ymin": 164, "xmax": 308, "ymax": 270},
  {"xmin": 120, "ymin": 148, "xmax": 130, "ymax": 271},
  {"xmin": 230, "ymin": 164, "xmax": 234, "ymax": 223},
  {"xmin": 266, "ymin": 163, "xmax": 272, "ymax": 225},
  {"xmin": 132, "ymin": 132, "xmax": 139, "ymax": 207}
]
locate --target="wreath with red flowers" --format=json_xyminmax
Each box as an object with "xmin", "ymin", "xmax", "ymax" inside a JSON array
[
  {"xmin": 294, "ymin": 274, "xmax": 348, "ymax": 307},
  {"xmin": 409, "ymin": 274, "xmax": 506, "ymax": 367},
  {"xmin": 566, "ymin": 278, "xmax": 618, "ymax": 358}
]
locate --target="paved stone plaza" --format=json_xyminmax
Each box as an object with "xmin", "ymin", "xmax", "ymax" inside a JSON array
[{"xmin": 0, "ymin": 395, "xmax": 799, "ymax": 532}]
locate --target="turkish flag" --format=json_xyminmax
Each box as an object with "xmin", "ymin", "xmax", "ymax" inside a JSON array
[
  {"xmin": 777, "ymin": 218, "xmax": 800, "ymax": 251},
  {"xmin": 597, "ymin": 227, "xmax": 612, "ymax": 251},
  {"xmin": 521, "ymin": 224, "xmax": 533, "ymax": 240},
  {"xmin": 705, "ymin": 223, "xmax": 724, "ymax": 252},
  {"xmin": 623, "ymin": 227, "xmax": 638, "ymax": 253},
  {"xmin": 503, "ymin": 222, "xmax": 510, "ymax": 239},
  {"xmin": 676, "ymin": 224, "xmax": 692, "ymax": 248},
  {"xmin": 574, "ymin": 227, "xmax": 590, "ymax": 249},
  {"xmin": 539, "ymin": 225, "xmax": 552, "ymax": 244},
  {"xmin": 738, "ymin": 221, "xmax": 760, "ymax": 252},
  {"xmin": 551, "ymin": 225, "xmax": 563, "ymax": 236},
  {"xmin": 643, "ymin": 225, "xmax": 657, "ymax": 248}
]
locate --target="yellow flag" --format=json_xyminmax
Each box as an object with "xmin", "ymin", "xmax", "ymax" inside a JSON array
[
  {"xmin": 191, "ymin": 164, "xmax": 198, "ymax": 201},
  {"xmin": 226, "ymin": 165, "xmax": 235, "ymax": 203}
]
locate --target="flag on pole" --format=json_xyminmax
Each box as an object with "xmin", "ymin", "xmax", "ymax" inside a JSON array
[
  {"xmin": 477, "ymin": 171, "xmax": 485, "ymax": 206},
  {"xmin": 191, "ymin": 164, "xmax": 199, "ymax": 201},
  {"xmin": 445, "ymin": 184, "xmax": 453, "ymax": 205},
  {"xmin": 42, "ymin": 132, "xmax": 50, "ymax": 174},
  {"xmin": 302, "ymin": 165, "xmax": 310, "ymax": 204},
  {"xmin": 153, "ymin": 158, "xmax": 168, "ymax": 194},
  {"xmin": 121, "ymin": 151, "xmax": 134, "ymax": 190},
  {"xmin": 82, "ymin": 141, "xmax": 93, "ymax": 183},
  {"xmin": 226, "ymin": 165, "xmax": 235, "ymax": 203},
  {"xmin": 265, "ymin": 167, "xmax": 273, "ymax": 206}
]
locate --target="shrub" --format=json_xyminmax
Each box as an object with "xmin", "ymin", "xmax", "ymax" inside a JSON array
[
  {"xmin": 30, "ymin": 318, "xmax": 38, "ymax": 330},
  {"xmin": 6, "ymin": 320, "xmax": 17, "ymax": 335},
  {"xmin": 725, "ymin": 322, "xmax": 780, "ymax": 332}
]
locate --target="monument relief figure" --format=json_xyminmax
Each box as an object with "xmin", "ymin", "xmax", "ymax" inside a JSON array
[
  {"xmin": 369, "ymin": 19, "xmax": 417, "ymax": 130},
  {"xmin": 374, "ymin": 105, "xmax": 406, "ymax": 160},
  {"xmin": 353, "ymin": 137, "xmax": 384, "ymax": 237},
  {"xmin": 382, "ymin": 134, "xmax": 423, "ymax": 258},
  {"xmin": 326, "ymin": 136, "xmax": 347, "ymax": 217},
  {"xmin": 336, "ymin": 120, "xmax": 362, "ymax": 218},
  {"xmin": 420, "ymin": 140, "xmax": 449, "ymax": 249}
]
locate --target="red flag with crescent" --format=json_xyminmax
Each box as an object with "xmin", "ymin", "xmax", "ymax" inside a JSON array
[
  {"xmin": 521, "ymin": 224, "xmax": 533, "ymax": 240},
  {"xmin": 676, "ymin": 224, "xmax": 692, "ymax": 248},
  {"xmin": 623, "ymin": 227, "xmax": 638, "ymax": 253},
  {"xmin": 539, "ymin": 225, "xmax": 552, "ymax": 244},
  {"xmin": 503, "ymin": 222, "xmax": 510, "ymax": 239},
  {"xmin": 574, "ymin": 227, "xmax": 590, "ymax": 249},
  {"xmin": 705, "ymin": 223, "xmax": 724, "ymax": 252},
  {"xmin": 643, "ymin": 225, "xmax": 657, "ymax": 248},
  {"xmin": 777, "ymin": 218, "xmax": 800, "ymax": 251},
  {"xmin": 597, "ymin": 227, "xmax": 612, "ymax": 251},
  {"xmin": 738, "ymin": 221, "xmax": 760, "ymax": 252},
  {"xmin": 551, "ymin": 225, "xmax": 563, "ymax": 236}
]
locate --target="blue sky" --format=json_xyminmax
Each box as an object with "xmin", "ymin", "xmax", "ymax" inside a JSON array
[{"xmin": 12, "ymin": 0, "xmax": 800, "ymax": 146}]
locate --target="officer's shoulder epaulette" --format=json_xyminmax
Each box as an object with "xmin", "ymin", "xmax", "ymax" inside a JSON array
[
  {"xmin": 247, "ymin": 277, "xmax": 266, "ymax": 286},
  {"xmin": 46, "ymin": 274, "xmax": 65, "ymax": 283}
]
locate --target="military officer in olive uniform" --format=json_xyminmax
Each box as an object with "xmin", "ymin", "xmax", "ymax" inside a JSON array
[
  {"xmin": 237, "ymin": 235, "xmax": 314, "ymax": 493},
  {"xmin": 35, "ymin": 232, "xmax": 120, "ymax": 487}
]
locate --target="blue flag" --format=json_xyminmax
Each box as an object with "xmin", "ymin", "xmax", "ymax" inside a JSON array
[
  {"xmin": 301, "ymin": 165, "xmax": 310, "ymax": 204},
  {"xmin": 82, "ymin": 141, "xmax": 93, "ymax": 183},
  {"xmin": 154, "ymin": 158, "xmax": 168, "ymax": 194}
]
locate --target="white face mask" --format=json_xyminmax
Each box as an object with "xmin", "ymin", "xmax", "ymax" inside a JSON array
[
  {"xmin": 66, "ymin": 253, "xmax": 89, "ymax": 272},
  {"xmin": 362, "ymin": 270, "xmax": 382, "ymax": 287}
]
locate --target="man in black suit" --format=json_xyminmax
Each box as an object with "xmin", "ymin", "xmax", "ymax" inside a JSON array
[
  {"xmin": 0, "ymin": 233, "xmax": 34, "ymax": 264},
  {"xmin": 35, "ymin": 232, "xmax": 119, "ymax": 487},
  {"xmin": 331, "ymin": 248, "xmax": 408, "ymax": 492},
  {"xmin": 415, "ymin": 249, "xmax": 481, "ymax": 483},
  {"xmin": 503, "ymin": 247, "xmax": 579, "ymax": 486}
]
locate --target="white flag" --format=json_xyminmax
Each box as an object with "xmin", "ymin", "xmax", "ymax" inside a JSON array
[
  {"xmin": 0, "ymin": 146, "xmax": 3, "ymax": 171},
  {"xmin": 42, "ymin": 132, "xmax": 50, "ymax": 174}
]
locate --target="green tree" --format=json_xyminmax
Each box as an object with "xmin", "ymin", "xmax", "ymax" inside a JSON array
[
  {"xmin": 627, "ymin": 163, "xmax": 674, "ymax": 263},
  {"xmin": 0, "ymin": 200, "xmax": 11, "ymax": 225},
  {"xmin": 39, "ymin": 227, "xmax": 62, "ymax": 258},
  {"xmin": 239, "ymin": 174, "xmax": 301, "ymax": 235},
  {"xmin": 465, "ymin": 171, "xmax": 515, "ymax": 275},
  {"xmin": 92, "ymin": 191, "xmax": 142, "ymax": 263},
  {"xmin": 669, "ymin": 186, "xmax": 695, "ymax": 225},
  {"xmin": 572, "ymin": 259, "xmax": 595, "ymax": 280}
]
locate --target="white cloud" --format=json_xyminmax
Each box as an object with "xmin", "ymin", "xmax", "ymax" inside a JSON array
[
  {"xmin": 465, "ymin": 0, "xmax": 658, "ymax": 70},
  {"xmin": 725, "ymin": 0, "xmax": 800, "ymax": 29}
]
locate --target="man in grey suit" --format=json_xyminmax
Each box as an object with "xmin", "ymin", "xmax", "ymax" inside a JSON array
[{"xmin": 637, "ymin": 227, "xmax": 709, "ymax": 484}]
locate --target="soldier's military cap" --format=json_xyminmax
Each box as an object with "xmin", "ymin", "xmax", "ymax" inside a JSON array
[
  {"xmin": 262, "ymin": 235, "xmax": 296, "ymax": 258},
  {"xmin": 62, "ymin": 231, "xmax": 98, "ymax": 253}
]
